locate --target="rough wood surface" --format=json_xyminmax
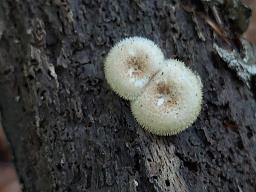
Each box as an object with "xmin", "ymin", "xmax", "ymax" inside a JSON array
[{"xmin": 0, "ymin": 0, "xmax": 256, "ymax": 191}]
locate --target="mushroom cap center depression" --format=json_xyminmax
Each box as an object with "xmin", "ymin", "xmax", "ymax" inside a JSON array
[
  {"xmin": 155, "ymin": 82, "xmax": 178, "ymax": 111},
  {"xmin": 127, "ymin": 54, "xmax": 149, "ymax": 78}
]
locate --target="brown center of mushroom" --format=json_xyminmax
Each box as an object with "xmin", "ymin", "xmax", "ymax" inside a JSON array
[
  {"xmin": 127, "ymin": 55, "xmax": 148, "ymax": 77},
  {"xmin": 156, "ymin": 82, "xmax": 178, "ymax": 111}
]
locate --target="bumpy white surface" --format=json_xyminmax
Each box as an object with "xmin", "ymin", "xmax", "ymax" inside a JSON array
[
  {"xmin": 131, "ymin": 59, "xmax": 203, "ymax": 136},
  {"xmin": 104, "ymin": 37, "xmax": 165, "ymax": 100}
]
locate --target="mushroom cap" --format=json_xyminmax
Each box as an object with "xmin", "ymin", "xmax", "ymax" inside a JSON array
[
  {"xmin": 104, "ymin": 37, "xmax": 165, "ymax": 100},
  {"xmin": 131, "ymin": 59, "xmax": 203, "ymax": 136}
]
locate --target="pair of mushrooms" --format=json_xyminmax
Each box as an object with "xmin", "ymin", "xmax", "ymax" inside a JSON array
[{"xmin": 104, "ymin": 37, "xmax": 203, "ymax": 136}]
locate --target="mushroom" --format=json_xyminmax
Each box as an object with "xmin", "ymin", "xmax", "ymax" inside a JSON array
[
  {"xmin": 104, "ymin": 37, "xmax": 165, "ymax": 100},
  {"xmin": 131, "ymin": 59, "xmax": 203, "ymax": 136}
]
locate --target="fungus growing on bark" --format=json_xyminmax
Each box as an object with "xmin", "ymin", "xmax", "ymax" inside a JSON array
[
  {"xmin": 131, "ymin": 59, "xmax": 203, "ymax": 136},
  {"xmin": 104, "ymin": 37, "xmax": 203, "ymax": 136},
  {"xmin": 104, "ymin": 37, "xmax": 164, "ymax": 100}
]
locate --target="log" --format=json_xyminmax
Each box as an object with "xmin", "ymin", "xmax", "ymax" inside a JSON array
[{"xmin": 0, "ymin": 0, "xmax": 255, "ymax": 191}]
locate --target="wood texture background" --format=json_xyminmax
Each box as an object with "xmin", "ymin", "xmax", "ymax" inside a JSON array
[{"xmin": 0, "ymin": 0, "xmax": 256, "ymax": 191}]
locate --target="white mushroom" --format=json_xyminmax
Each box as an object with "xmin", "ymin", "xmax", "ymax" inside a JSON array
[
  {"xmin": 131, "ymin": 59, "xmax": 203, "ymax": 136},
  {"xmin": 104, "ymin": 37, "xmax": 165, "ymax": 100}
]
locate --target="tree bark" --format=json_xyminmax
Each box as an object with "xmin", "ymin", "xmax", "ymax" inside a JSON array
[{"xmin": 0, "ymin": 0, "xmax": 256, "ymax": 191}]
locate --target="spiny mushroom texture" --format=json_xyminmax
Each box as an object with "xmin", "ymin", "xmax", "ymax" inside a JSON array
[
  {"xmin": 104, "ymin": 37, "xmax": 164, "ymax": 100},
  {"xmin": 131, "ymin": 59, "xmax": 203, "ymax": 136}
]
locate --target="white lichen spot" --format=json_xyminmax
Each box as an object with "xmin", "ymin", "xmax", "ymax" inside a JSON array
[{"xmin": 214, "ymin": 40, "xmax": 256, "ymax": 87}]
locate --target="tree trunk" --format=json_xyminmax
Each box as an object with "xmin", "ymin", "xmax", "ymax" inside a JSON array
[{"xmin": 0, "ymin": 0, "xmax": 255, "ymax": 191}]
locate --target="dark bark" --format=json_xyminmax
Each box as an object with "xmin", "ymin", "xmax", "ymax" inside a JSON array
[{"xmin": 0, "ymin": 0, "xmax": 255, "ymax": 191}]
